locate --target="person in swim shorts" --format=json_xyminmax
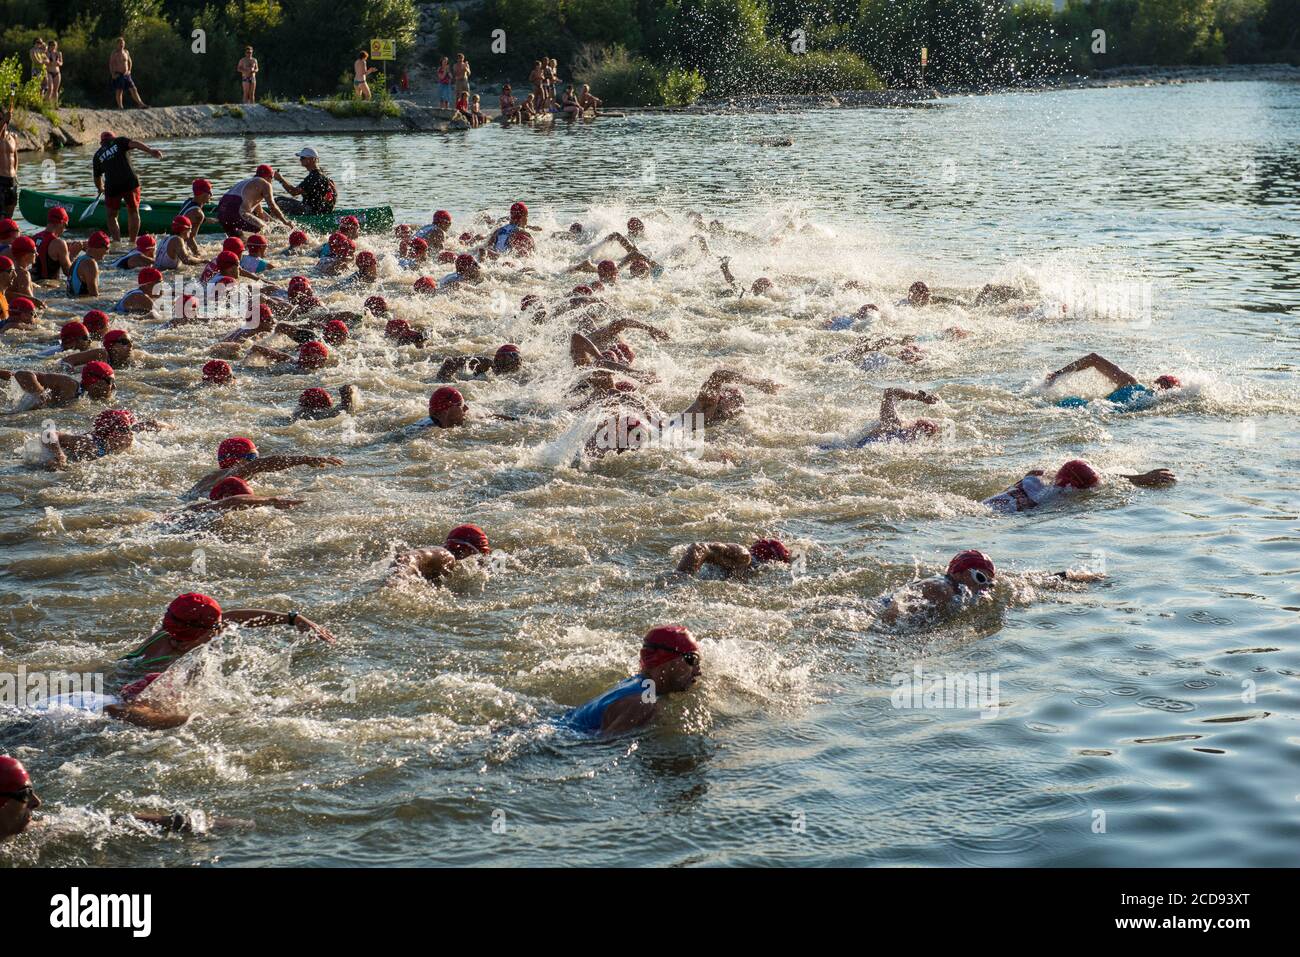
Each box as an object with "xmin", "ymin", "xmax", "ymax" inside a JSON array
[{"xmin": 93, "ymin": 130, "xmax": 163, "ymax": 242}]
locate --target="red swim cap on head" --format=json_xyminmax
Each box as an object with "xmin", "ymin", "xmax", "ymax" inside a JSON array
[
  {"xmin": 163, "ymin": 592, "xmax": 223, "ymax": 641},
  {"xmin": 323, "ymin": 319, "xmax": 348, "ymax": 344},
  {"xmin": 81, "ymin": 361, "xmax": 114, "ymax": 386},
  {"xmin": 298, "ymin": 387, "xmax": 333, "ymax": 410},
  {"xmin": 202, "ymin": 359, "xmax": 233, "ymax": 384},
  {"xmin": 614, "ymin": 342, "xmax": 635, "ymax": 364},
  {"xmin": 246, "ymin": 234, "xmax": 267, "ymax": 250},
  {"xmin": 103, "ymin": 329, "xmax": 131, "ymax": 348},
  {"xmin": 520, "ymin": 294, "xmax": 541, "ymax": 312},
  {"xmin": 119, "ymin": 673, "xmax": 161, "ymax": 702},
  {"xmin": 571, "ymin": 284, "xmax": 593, "ymax": 297},
  {"xmin": 628, "ymin": 259, "xmax": 649, "ymax": 277},
  {"xmin": 216, "ymin": 250, "xmax": 240, "ymax": 269},
  {"xmin": 61, "ymin": 321, "xmax": 90, "ymax": 344},
  {"xmin": 909, "ymin": 280, "xmax": 931, "ymax": 303},
  {"xmin": 596, "ymin": 259, "xmax": 617, "ymax": 280},
  {"xmin": 509, "ymin": 201, "xmax": 528, "ymax": 222},
  {"xmin": 455, "ymin": 253, "xmax": 475, "ymax": 273},
  {"xmin": 92, "ymin": 408, "xmax": 136, "ymax": 441},
  {"xmin": 223, "ymin": 237, "xmax": 245, "ymax": 255},
  {"xmin": 171, "ymin": 215, "xmax": 192, "ymax": 234},
  {"xmin": 750, "ymin": 539, "xmax": 792, "ymax": 564},
  {"xmin": 395, "ymin": 223, "xmax": 413, "ymax": 240},
  {"xmin": 288, "ymin": 229, "xmax": 308, "ymax": 247},
  {"xmin": 640, "ymin": 625, "xmax": 699, "ymax": 670},
  {"xmin": 385, "ymin": 318, "xmax": 410, "ymax": 336},
  {"xmin": 287, "ymin": 275, "xmax": 311, "ymax": 295},
  {"xmin": 413, "ymin": 276, "xmax": 437, "ymax": 294},
  {"xmin": 409, "ymin": 237, "xmax": 428, "ymax": 254},
  {"xmin": 947, "ymin": 550, "xmax": 996, "ymax": 581},
  {"xmin": 9, "ymin": 235, "xmax": 35, "ymax": 256},
  {"xmin": 444, "ymin": 523, "xmax": 490, "ymax": 558},
  {"xmin": 8, "ymin": 296, "xmax": 35, "ymax": 315},
  {"xmin": 428, "ymin": 386, "xmax": 463, "ymax": 416},
  {"xmin": 1155, "ymin": 374, "xmax": 1181, "ymax": 390},
  {"xmin": 364, "ymin": 295, "xmax": 388, "ymax": 315},
  {"xmin": 0, "ymin": 255, "xmax": 11, "ymax": 272},
  {"xmin": 210, "ymin": 476, "xmax": 252, "ymax": 500},
  {"xmin": 136, "ymin": 234, "xmax": 156, "ymax": 251},
  {"xmin": 437, "ymin": 250, "xmax": 456, "ymax": 264},
  {"xmin": 751, "ymin": 277, "xmax": 774, "ymax": 294},
  {"xmin": 192, "ymin": 178, "xmax": 212, "ymax": 196},
  {"xmin": 356, "ymin": 251, "xmax": 377, "ymax": 269},
  {"xmin": 339, "ymin": 215, "xmax": 360, "ymax": 231},
  {"xmin": 0, "ymin": 755, "xmax": 30, "ymax": 792},
  {"xmin": 614, "ymin": 380, "xmax": 636, "ymax": 393},
  {"xmin": 297, "ymin": 340, "xmax": 329, "ymax": 367},
  {"xmin": 328, "ymin": 233, "xmax": 353, "ymax": 257},
  {"xmin": 495, "ymin": 343, "xmax": 520, "ymax": 360},
  {"xmin": 83, "ymin": 309, "xmax": 109, "ymax": 333},
  {"xmin": 1054, "ymin": 459, "xmax": 1101, "ymax": 490},
  {"xmin": 47, "ymin": 206, "xmax": 70, "ymax": 224},
  {"xmin": 88, "ymin": 231, "xmax": 111, "ymax": 250},
  {"xmin": 217, "ymin": 436, "xmax": 257, "ymax": 469},
  {"xmin": 627, "ymin": 216, "xmax": 644, "ymax": 232},
  {"xmin": 256, "ymin": 164, "xmax": 274, "ymax": 179},
  {"xmin": 0, "ymin": 218, "xmax": 18, "ymax": 235},
  {"xmin": 433, "ymin": 210, "xmax": 452, "ymax": 226},
  {"xmin": 138, "ymin": 266, "xmax": 163, "ymax": 287}
]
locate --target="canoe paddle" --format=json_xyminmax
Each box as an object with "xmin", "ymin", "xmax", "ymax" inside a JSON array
[{"xmin": 78, "ymin": 192, "xmax": 102, "ymax": 223}]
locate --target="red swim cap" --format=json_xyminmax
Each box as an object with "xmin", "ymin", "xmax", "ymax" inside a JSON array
[
  {"xmin": 222, "ymin": 237, "xmax": 245, "ymax": 255},
  {"xmin": 136, "ymin": 234, "xmax": 156, "ymax": 251},
  {"xmin": 288, "ymin": 229, "xmax": 308, "ymax": 247},
  {"xmin": 571, "ymin": 284, "xmax": 594, "ymax": 297},
  {"xmin": 385, "ymin": 318, "xmax": 411, "ymax": 336},
  {"xmin": 8, "ymin": 296, "xmax": 35, "ymax": 315},
  {"xmin": 328, "ymin": 233, "xmax": 353, "ymax": 257},
  {"xmin": 171, "ymin": 215, "xmax": 192, "ymax": 234},
  {"xmin": 444, "ymin": 523, "xmax": 490, "ymax": 558},
  {"xmin": 433, "ymin": 210, "xmax": 452, "ymax": 226},
  {"xmin": 287, "ymin": 275, "xmax": 311, "ymax": 296},
  {"xmin": 339, "ymin": 215, "xmax": 360, "ymax": 231},
  {"xmin": 93, "ymin": 408, "xmax": 136, "ymax": 440},
  {"xmin": 88, "ymin": 231, "xmax": 111, "ymax": 250},
  {"xmin": 1155, "ymin": 374, "xmax": 1181, "ymax": 390},
  {"xmin": 751, "ymin": 277, "xmax": 774, "ymax": 294},
  {"xmin": 627, "ymin": 216, "xmax": 644, "ymax": 233},
  {"xmin": 297, "ymin": 340, "xmax": 329, "ymax": 368},
  {"xmin": 298, "ymin": 387, "xmax": 333, "ymax": 410},
  {"xmin": 0, "ymin": 755, "xmax": 30, "ymax": 792},
  {"xmin": 364, "ymin": 295, "xmax": 388, "ymax": 315},
  {"xmin": 614, "ymin": 341, "xmax": 635, "ymax": 364},
  {"xmin": 137, "ymin": 266, "xmax": 163, "ymax": 288},
  {"xmin": 103, "ymin": 329, "xmax": 131, "ymax": 348},
  {"xmin": 323, "ymin": 319, "xmax": 349, "ymax": 345},
  {"xmin": 495, "ymin": 343, "xmax": 520, "ymax": 360},
  {"xmin": 413, "ymin": 276, "xmax": 437, "ymax": 294},
  {"xmin": 9, "ymin": 235, "xmax": 35, "ymax": 256},
  {"xmin": 628, "ymin": 259, "xmax": 649, "ymax": 278},
  {"xmin": 256, "ymin": 164, "xmax": 274, "ymax": 179},
  {"xmin": 520, "ymin": 294, "xmax": 540, "ymax": 311},
  {"xmin": 83, "ymin": 309, "xmax": 109, "ymax": 334},
  {"xmin": 0, "ymin": 218, "xmax": 18, "ymax": 235},
  {"xmin": 47, "ymin": 206, "xmax": 70, "ymax": 224},
  {"xmin": 210, "ymin": 476, "xmax": 252, "ymax": 500},
  {"xmin": 409, "ymin": 237, "xmax": 428, "ymax": 254},
  {"xmin": 1053, "ymin": 459, "xmax": 1101, "ymax": 490},
  {"xmin": 596, "ymin": 259, "xmax": 617, "ymax": 280},
  {"xmin": 217, "ymin": 437, "xmax": 257, "ymax": 468},
  {"xmin": 216, "ymin": 250, "xmax": 240, "ymax": 269},
  {"xmin": 428, "ymin": 386, "xmax": 464, "ymax": 416},
  {"xmin": 0, "ymin": 255, "xmax": 10, "ymax": 272},
  {"xmin": 202, "ymin": 359, "xmax": 233, "ymax": 384},
  {"xmin": 119, "ymin": 673, "xmax": 161, "ymax": 702},
  {"xmin": 947, "ymin": 550, "xmax": 996, "ymax": 581},
  {"xmin": 640, "ymin": 625, "xmax": 699, "ymax": 670},
  {"xmin": 750, "ymin": 539, "xmax": 792, "ymax": 564},
  {"xmin": 81, "ymin": 361, "xmax": 114, "ymax": 386},
  {"xmin": 60, "ymin": 321, "xmax": 90, "ymax": 344},
  {"xmin": 509, "ymin": 201, "xmax": 528, "ymax": 222},
  {"xmin": 437, "ymin": 250, "xmax": 456, "ymax": 264},
  {"xmin": 395, "ymin": 223, "xmax": 413, "ymax": 240},
  {"xmin": 163, "ymin": 592, "xmax": 223, "ymax": 641},
  {"xmin": 192, "ymin": 178, "xmax": 212, "ymax": 196},
  {"xmin": 614, "ymin": 380, "xmax": 636, "ymax": 393},
  {"xmin": 356, "ymin": 251, "xmax": 377, "ymax": 269},
  {"xmin": 455, "ymin": 253, "xmax": 476, "ymax": 273},
  {"xmin": 246, "ymin": 234, "xmax": 267, "ymax": 250}
]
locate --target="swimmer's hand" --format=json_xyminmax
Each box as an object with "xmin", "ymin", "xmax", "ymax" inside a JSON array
[
  {"xmin": 1123, "ymin": 468, "xmax": 1177, "ymax": 488},
  {"xmin": 267, "ymin": 497, "xmax": 306, "ymax": 509},
  {"xmin": 915, "ymin": 390, "xmax": 939, "ymax": 405},
  {"xmin": 292, "ymin": 614, "xmax": 336, "ymax": 643},
  {"xmin": 305, "ymin": 456, "xmax": 344, "ymax": 468},
  {"xmin": 1054, "ymin": 569, "xmax": 1107, "ymax": 583}
]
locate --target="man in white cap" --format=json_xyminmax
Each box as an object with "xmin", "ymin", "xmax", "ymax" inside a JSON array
[{"xmin": 274, "ymin": 148, "xmax": 336, "ymax": 215}]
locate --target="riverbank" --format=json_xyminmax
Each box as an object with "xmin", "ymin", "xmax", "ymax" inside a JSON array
[{"xmin": 10, "ymin": 100, "xmax": 470, "ymax": 154}]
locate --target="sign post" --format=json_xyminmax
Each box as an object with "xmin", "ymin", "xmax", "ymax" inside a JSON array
[
  {"xmin": 920, "ymin": 47, "xmax": 928, "ymax": 87},
  {"xmin": 370, "ymin": 39, "xmax": 396, "ymax": 94}
]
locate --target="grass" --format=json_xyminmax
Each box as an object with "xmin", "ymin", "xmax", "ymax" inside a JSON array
[
  {"xmin": 322, "ymin": 94, "xmax": 401, "ymax": 119},
  {"xmin": 259, "ymin": 98, "xmax": 286, "ymax": 113}
]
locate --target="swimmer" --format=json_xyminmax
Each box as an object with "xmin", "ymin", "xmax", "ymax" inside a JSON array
[
  {"xmin": 853, "ymin": 388, "xmax": 941, "ymax": 445},
  {"xmin": 569, "ymin": 317, "xmax": 670, "ymax": 368},
  {"xmin": 437, "ymin": 343, "xmax": 522, "ymax": 381},
  {"xmin": 29, "ymin": 673, "xmax": 189, "ymax": 729},
  {"xmin": 7, "ymin": 236, "xmax": 46, "ymax": 307},
  {"xmin": 982, "ymin": 459, "xmax": 1177, "ymax": 514},
  {"xmin": 414, "ymin": 209, "xmax": 453, "ymax": 243},
  {"xmin": 184, "ymin": 435, "xmax": 343, "ymax": 499},
  {"xmin": 180, "ymin": 476, "xmax": 306, "ymax": 515},
  {"xmin": 897, "ymin": 281, "xmax": 959, "ymax": 308},
  {"xmin": 108, "ymin": 234, "xmax": 155, "ymax": 271},
  {"xmin": 826, "ymin": 334, "xmax": 927, "ymax": 366},
  {"xmin": 439, "ymin": 252, "xmax": 484, "ymax": 289},
  {"xmin": 683, "ymin": 368, "xmax": 781, "ymax": 427},
  {"xmin": 0, "ymin": 360, "xmax": 115, "ymax": 409},
  {"xmin": 675, "ymin": 538, "xmax": 794, "ymax": 578},
  {"xmin": 119, "ymin": 592, "xmax": 335, "ymax": 671},
  {"xmin": 315, "ymin": 232, "xmax": 354, "ymax": 276},
  {"xmin": 338, "ymin": 250, "xmax": 378, "ymax": 287},
  {"xmin": 155, "ymin": 216, "xmax": 204, "ymax": 269},
  {"xmin": 484, "ymin": 201, "xmax": 533, "ymax": 255},
  {"xmin": 293, "ymin": 385, "xmax": 360, "ymax": 421},
  {"xmin": 38, "ymin": 407, "xmax": 161, "ymax": 470},
  {"xmin": 0, "ymin": 294, "xmax": 36, "ymax": 332},
  {"xmin": 201, "ymin": 359, "xmax": 234, "ymax": 385},
  {"xmin": 387, "ymin": 524, "xmax": 491, "ymax": 584},
  {"xmin": 427, "ymin": 386, "xmax": 466, "ymax": 428},
  {"xmin": 62, "ymin": 328, "xmax": 134, "ymax": 371},
  {"xmin": 245, "ymin": 339, "xmax": 335, "ymax": 373},
  {"xmin": 112, "ymin": 266, "xmax": 164, "ymax": 314},
  {"xmin": 1045, "ymin": 352, "xmax": 1182, "ymax": 409},
  {"xmin": 824, "ymin": 303, "xmax": 880, "ymax": 331},
  {"xmin": 241, "ymin": 233, "xmax": 274, "ymax": 273},
  {"xmin": 557, "ymin": 625, "xmax": 701, "ymax": 736},
  {"xmin": 383, "ymin": 317, "xmax": 429, "ymax": 347},
  {"xmin": 65, "ymin": 232, "xmax": 110, "ymax": 298},
  {"xmin": 32, "ymin": 206, "xmax": 76, "ymax": 280}
]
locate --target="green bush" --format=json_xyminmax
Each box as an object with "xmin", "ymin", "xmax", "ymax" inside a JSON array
[
  {"xmin": 660, "ymin": 66, "xmax": 705, "ymax": 105},
  {"xmin": 571, "ymin": 45, "xmax": 659, "ymax": 105},
  {"xmin": 121, "ymin": 15, "xmax": 200, "ymax": 105}
]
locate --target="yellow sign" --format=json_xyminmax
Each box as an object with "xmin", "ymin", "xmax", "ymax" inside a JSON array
[
  {"xmin": 921, "ymin": 47, "xmax": 928, "ymax": 65},
  {"xmin": 370, "ymin": 39, "xmax": 396, "ymax": 61}
]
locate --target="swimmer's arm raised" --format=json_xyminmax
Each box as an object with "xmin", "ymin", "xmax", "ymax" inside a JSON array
[
  {"xmin": 1045, "ymin": 353, "xmax": 1138, "ymax": 389},
  {"xmin": 676, "ymin": 542, "xmax": 751, "ymax": 576},
  {"xmin": 186, "ymin": 493, "xmax": 305, "ymax": 513}
]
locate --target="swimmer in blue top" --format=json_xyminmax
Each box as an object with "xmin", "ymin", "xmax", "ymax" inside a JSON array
[
  {"xmin": 1046, "ymin": 352, "xmax": 1181, "ymax": 409},
  {"xmin": 559, "ymin": 625, "xmax": 702, "ymax": 736}
]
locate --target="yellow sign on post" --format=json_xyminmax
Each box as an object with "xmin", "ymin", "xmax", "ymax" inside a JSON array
[{"xmin": 371, "ymin": 39, "xmax": 396, "ymax": 61}]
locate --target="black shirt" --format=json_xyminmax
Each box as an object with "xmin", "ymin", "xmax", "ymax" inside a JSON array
[
  {"xmin": 92, "ymin": 137, "xmax": 139, "ymax": 195},
  {"xmin": 297, "ymin": 169, "xmax": 335, "ymax": 214}
]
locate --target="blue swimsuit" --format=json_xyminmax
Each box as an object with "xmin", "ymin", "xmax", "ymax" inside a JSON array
[
  {"xmin": 1057, "ymin": 382, "xmax": 1154, "ymax": 411},
  {"xmin": 557, "ymin": 675, "xmax": 648, "ymax": 734}
]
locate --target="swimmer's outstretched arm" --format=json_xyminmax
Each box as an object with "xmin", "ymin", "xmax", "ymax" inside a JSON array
[
  {"xmin": 878, "ymin": 388, "xmax": 938, "ymax": 429},
  {"xmin": 594, "ymin": 318, "xmax": 670, "ymax": 344},
  {"xmin": 700, "ymin": 368, "xmax": 781, "ymax": 396},
  {"xmin": 132, "ymin": 812, "xmax": 255, "ymax": 833},
  {"xmin": 222, "ymin": 607, "xmax": 337, "ymax": 643},
  {"xmin": 1121, "ymin": 468, "xmax": 1177, "ymax": 488},
  {"xmin": 59, "ymin": 347, "xmax": 109, "ymax": 369},
  {"xmin": 834, "ymin": 335, "xmax": 916, "ymax": 361},
  {"xmin": 603, "ymin": 231, "xmax": 636, "ymax": 253},
  {"xmin": 105, "ymin": 702, "xmax": 190, "ymax": 730},
  {"xmin": 247, "ymin": 343, "xmax": 292, "ymax": 363},
  {"xmin": 185, "ymin": 493, "xmax": 306, "ymax": 513},
  {"xmin": 40, "ymin": 432, "xmax": 69, "ymax": 471},
  {"xmin": 1045, "ymin": 353, "xmax": 1138, "ymax": 389},
  {"xmin": 676, "ymin": 542, "xmax": 751, "ymax": 576}
]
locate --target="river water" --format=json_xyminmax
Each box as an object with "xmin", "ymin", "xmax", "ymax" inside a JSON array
[{"xmin": 2, "ymin": 81, "xmax": 1298, "ymax": 867}]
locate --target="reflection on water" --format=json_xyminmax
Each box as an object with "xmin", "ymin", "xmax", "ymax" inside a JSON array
[{"xmin": 2, "ymin": 81, "xmax": 1298, "ymax": 867}]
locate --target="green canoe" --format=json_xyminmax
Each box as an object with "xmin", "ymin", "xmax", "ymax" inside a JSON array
[{"xmin": 18, "ymin": 189, "xmax": 394, "ymax": 236}]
